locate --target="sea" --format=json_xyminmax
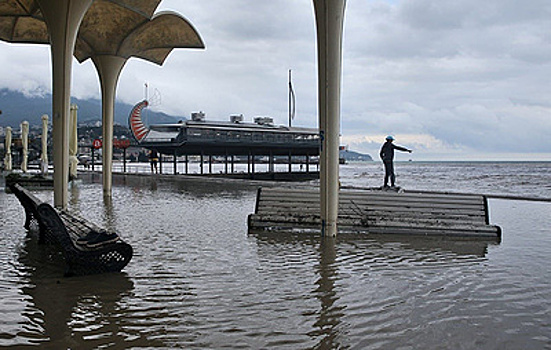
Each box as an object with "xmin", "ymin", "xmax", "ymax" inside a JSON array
[{"xmin": 1, "ymin": 161, "xmax": 550, "ymax": 349}]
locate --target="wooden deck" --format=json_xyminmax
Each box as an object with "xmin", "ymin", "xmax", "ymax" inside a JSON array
[{"xmin": 248, "ymin": 187, "xmax": 502, "ymax": 239}]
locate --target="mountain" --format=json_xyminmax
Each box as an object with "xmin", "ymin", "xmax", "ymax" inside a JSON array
[
  {"xmin": 1, "ymin": 88, "xmax": 374, "ymax": 160},
  {"xmin": 340, "ymin": 149, "xmax": 373, "ymax": 161},
  {"xmin": 0, "ymin": 88, "xmax": 180, "ymax": 127}
]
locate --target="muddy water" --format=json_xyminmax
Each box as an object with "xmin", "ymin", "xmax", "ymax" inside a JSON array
[{"xmin": 1, "ymin": 162, "xmax": 550, "ymax": 349}]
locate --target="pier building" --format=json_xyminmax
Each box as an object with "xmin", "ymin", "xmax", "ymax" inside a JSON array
[{"xmin": 129, "ymin": 101, "xmax": 320, "ymax": 179}]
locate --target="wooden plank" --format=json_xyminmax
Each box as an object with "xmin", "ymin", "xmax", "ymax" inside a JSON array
[
  {"xmin": 60, "ymin": 210, "xmax": 103, "ymax": 232},
  {"xmin": 259, "ymin": 193, "xmax": 484, "ymax": 204},
  {"xmin": 256, "ymin": 202, "xmax": 486, "ymax": 216},
  {"xmin": 248, "ymin": 219, "xmax": 499, "ymax": 238},
  {"xmin": 254, "ymin": 211, "xmax": 487, "ymax": 226},
  {"xmin": 259, "ymin": 193, "xmax": 484, "ymax": 206},
  {"xmin": 249, "ymin": 213, "xmax": 492, "ymax": 230},
  {"xmin": 364, "ymin": 210, "xmax": 487, "ymax": 224},
  {"xmin": 364, "ymin": 217, "xmax": 491, "ymax": 229},
  {"xmin": 258, "ymin": 197, "xmax": 485, "ymax": 209},
  {"xmin": 257, "ymin": 200, "xmax": 485, "ymax": 212},
  {"xmin": 58, "ymin": 210, "xmax": 108, "ymax": 246},
  {"xmin": 248, "ymin": 219, "xmax": 318, "ymax": 229},
  {"xmin": 260, "ymin": 187, "xmax": 484, "ymax": 202},
  {"xmin": 342, "ymin": 226, "xmax": 499, "ymax": 238}
]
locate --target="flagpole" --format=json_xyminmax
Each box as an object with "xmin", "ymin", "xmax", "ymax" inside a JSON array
[
  {"xmin": 288, "ymin": 69, "xmax": 296, "ymax": 128},
  {"xmin": 288, "ymin": 69, "xmax": 292, "ymax": 127}
]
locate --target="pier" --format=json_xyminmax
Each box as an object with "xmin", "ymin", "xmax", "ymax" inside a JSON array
[
  {"xmin": 81, "ymin": 153, "xmax": 320, "ymax": 181},
  {"xmin": 127, "ymin": 105, "xmax": 322, "ymax": 181}
]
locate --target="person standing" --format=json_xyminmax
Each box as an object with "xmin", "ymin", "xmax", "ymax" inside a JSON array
[
  {"xmin": 149, "ymin": 149, "xmax": 159, "ymax": 174},
  {"xmin": 379, "ymin": 135, "xmax": 412, "ymax": 188}
]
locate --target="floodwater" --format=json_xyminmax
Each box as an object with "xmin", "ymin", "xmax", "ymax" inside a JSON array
[{"xmin": 1, "ymin": 162, "xmax": 550, "ymax": 349}]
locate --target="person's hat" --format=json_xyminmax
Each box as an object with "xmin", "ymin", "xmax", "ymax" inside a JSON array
[{"xmin": 386, "ymin": 135, "xmax": 394, "ymax": 141}]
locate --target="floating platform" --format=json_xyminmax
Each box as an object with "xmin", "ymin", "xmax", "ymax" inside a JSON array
[{"xmin": 248, "ymin": 187, "xmax": 502, "ymax": 239}]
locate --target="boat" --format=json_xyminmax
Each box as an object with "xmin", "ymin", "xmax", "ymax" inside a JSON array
[{"xmin": 128, "ymin": 100, "xmax": 320, "ymax": 158}]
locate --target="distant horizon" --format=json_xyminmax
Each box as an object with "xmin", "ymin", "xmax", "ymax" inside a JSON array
[{"xmin": 352, "ymin": 158, "xmax": 551, "ymax": 163}]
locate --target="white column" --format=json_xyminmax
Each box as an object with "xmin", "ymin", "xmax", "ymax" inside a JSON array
[
  {"xmin": 37, "ymin": 0, "xmax": 93, "ymax": 208},
  {"xmin": 20, "ymin": 121, "xmax": 29, "ymax": 173},
  {"xmin": 40, "ymin": 114, "xmax": 49, "ymax": 175},
  {"xmin": 313, "ymin": 0, "xmax": 346, "ymax": 236},
  {"xmin": 4, "ymin": 126, "xmax": 12, "ymax": 171},
  {"xmin": 69, "ymin": 104, "xmax": 79, "ymax": 179},
  {"xmin": 92, "ymin": 55, "xmax": 127, "ymax": 197}
]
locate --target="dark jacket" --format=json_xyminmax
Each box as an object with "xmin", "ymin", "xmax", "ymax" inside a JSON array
[{"xmin": 380, "ymin": 141, "xmax": 409, "ymax": 161}]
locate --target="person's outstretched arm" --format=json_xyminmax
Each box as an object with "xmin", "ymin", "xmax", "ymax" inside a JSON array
[{"xmin": 393, "ymin": 144, "xmax": 412, "ymax": 153}]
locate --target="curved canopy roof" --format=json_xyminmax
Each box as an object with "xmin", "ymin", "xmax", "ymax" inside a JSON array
[
  {"xmin": 0, "ymin": 0, "xmax": 47, "ymax": 43},
  {"xmin": 0, "ymin": 0, "xmax": 205, "ymax": 65},
  {"xmin": 75, "ymin": 9, "xmax": 205, "ymax": 65}
]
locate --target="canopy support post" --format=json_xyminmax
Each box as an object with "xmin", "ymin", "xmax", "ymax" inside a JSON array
[{"xmin": 313, "ymin": 0, "xmax": 346, "ymax": 237}]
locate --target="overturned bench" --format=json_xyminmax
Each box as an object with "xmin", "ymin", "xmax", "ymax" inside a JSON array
[
  {"xmin": 248, "ymin": 187, "xmax": 502, "ymax": 239},
  {"xmin": 9, "ymin": 183, "xmax": 133, "ymax": 276}
]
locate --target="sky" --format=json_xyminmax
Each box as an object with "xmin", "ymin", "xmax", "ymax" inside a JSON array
[{"xmin": 1, "ymin": 0, "xmax": 551, "ymax": 161}]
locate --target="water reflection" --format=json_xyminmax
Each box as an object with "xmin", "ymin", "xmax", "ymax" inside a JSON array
[
  {"xmin": 16, "ymin": 232, "xmax": 139, "ymax": 348},
  {"xmin": 355, "ymin": 234, "xmax": 495, "ymax": 259},
  {"xmin": 80, "ymin": 172, "xmax": 257, "ymax": 199},
  {"xmin": 253, "ymin": 232, "xmax": 494, "ymax": 265},
  {"xmin": 311, "ymin": 237, "xmax": 345, "ymax": 349},
  {"xmin": 67, "ymin": 181, "xmax": 118, "ymax": 235},
  {"xmin": 102, "ymin": 194, "xmax": 117, "ymax": 232},
  {"xmin": 149, "ymin": 177, "xmax": 158, "ymax": 192},
  {"xmin": 252, "ymin": 232, "xmax": 495, "ymax": 347},
  {"xmin": 69, "ymin": 180, "xmax": 80, "ymax": 209}
]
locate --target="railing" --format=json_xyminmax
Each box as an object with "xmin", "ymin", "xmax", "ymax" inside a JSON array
[
  {"xmin": 107, "ymin": 160, "xmax": 318, "ymax": 175},
  {"xmin": 185, "ymin": 128, "xmax": 319, "ymax": 145}
]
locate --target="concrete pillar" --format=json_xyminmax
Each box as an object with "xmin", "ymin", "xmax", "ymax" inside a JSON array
[
  {"xmin": 92, "ymin": 55, "xmax": 126, "ymax": 198},
  {"xmin": 225, "ymin": 150, "xmax": 228, "ymax": 174},
  {"xmin": 288, "ymin": 151, "xmax": 292, "ymax": 173},
  {"xmin": 40, "ymin": 115, "xmax": 49, "ymax": 174},
  {"xmin": 4, "ymin": 126, "xmax": 12, "ymax": 171},
  {"xmin": 123, "ymin": 148, "xmax": 127, "ymax": 172},
  {"xmin": 20, "ymin": 121, "xmax": 29, "ymax": 173},
  {"xmin": 185, "ymin": 155, "xmax": 188, "ymax": 174},
  {"xmin": 37, "ymin": 0, "xmax": 93, "ymax": 208},
  {"xmin": 159, "ymin": 153, "xmax": 163, "ymax": 174},
  {"xmin": 313, "ymin": 0, "xmax": 346, "ymax": 236},
  {"xmin": 251, "ymin": 152, "xmax": 256, "ymax": 178},
  {"xmin": 69, "ymin": 104, "xmax": 79, "ymax": 179}
]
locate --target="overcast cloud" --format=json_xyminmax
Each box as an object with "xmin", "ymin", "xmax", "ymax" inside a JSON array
[{"xmin": 1, "ymin": 0, "xmax": 550, "ymax": 160}]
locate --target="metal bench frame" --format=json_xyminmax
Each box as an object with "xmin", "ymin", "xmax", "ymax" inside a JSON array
[{"xmin": 9, "ymin": 183, "xmax": 133, "ymax": 276}]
